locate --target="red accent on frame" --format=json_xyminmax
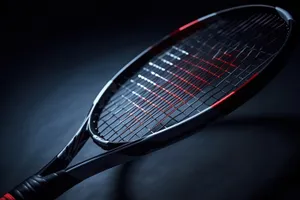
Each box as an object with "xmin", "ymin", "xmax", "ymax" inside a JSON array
[
  {"xmin": 211, "ymin": 91, "xmax": 235, "ymax": 108},
  {"xmin": 179, "ymin": 19, "xmax": 199, "ymax": 31},
  {"xmin": 170, "ymin": 29, "xmax": 180, "ymax": 36},
  {"xmin": 211, "ymin": 72, "xmax": 259, "ymax": 108},
  {"xmin": 236, "ymin": 73, "xmax": 259, "ymax": 92},
  {"xmin": 0, "ymin": 194, "xmax": 15, "ymax": 200}
]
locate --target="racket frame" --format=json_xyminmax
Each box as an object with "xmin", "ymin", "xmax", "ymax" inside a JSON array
[
  {"xmin": 69, "ymin": 3, "xmax": 297, "ymax": 185},
  {"xmin": 88, "ymin": 4, "xmax": 296, "ymax": 150},
  {"xmin": 43, "ymin": 2, "xmax": 297, "ymax": 185},
  {"xmin": 2, "ymin": 4, "xmax": 296, "ymax": 200}
]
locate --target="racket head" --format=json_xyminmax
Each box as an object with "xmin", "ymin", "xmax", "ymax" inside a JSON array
[{"xmin": 87, "ymin": 4, "xmax": 296, "ymax": 150}]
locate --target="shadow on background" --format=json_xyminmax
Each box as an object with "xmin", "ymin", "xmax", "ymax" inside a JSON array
[
  {"xmin": 111, "ymin": 114, "xmax": 300, "ymax": 200},
  {"xmin": 212, "ymin": 115, "xmax": 300, "ymax": 131},
  {"xmin": 112, "ymin": 162, "xmax": 136, "ymax": 200},
  {"xmin": 214, "ymin": 114, "xmax": 300, "ymax": 199}
]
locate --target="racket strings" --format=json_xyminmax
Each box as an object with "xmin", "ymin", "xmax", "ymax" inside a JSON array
[
  {"xmin": 99, "ymin": 44, "xmax": 208, "ymax": 117},
  {"xmin": 98, "ymin": 46, "xmax": 210, "ymax": 141},
  {"xmin": 105, "ymin": 11, "xmax": 278, "ymax": 108},
  {"xmin": 102, "ymin": 16, "xmax": 251, "ymax": 109},
  {"xmin": 107, "ymin": 14, "xmax": 274, "ymax": 115},
  {"xmin": 101, "ymin": 43, "xmax": 230, "ymax": 141},
  {"xmin": 97, "ymin": 12, "xmax": 289, "ymax": 142},
  {"xmin": 106, "ymin": 14, "xmax": 284, "ymax": 141},
  {"xmin": 116, "ymin": 51, "xmax": 215, "ymax": 139},
  {"xmin": 101, "ymin": 16, "xmax": 284, "ymax": 141}
]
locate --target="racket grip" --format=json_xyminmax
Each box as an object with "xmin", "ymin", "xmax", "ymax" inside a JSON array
[{"xmin": 1, "ymin": 171, "xmax": 81, "ymax": 200}]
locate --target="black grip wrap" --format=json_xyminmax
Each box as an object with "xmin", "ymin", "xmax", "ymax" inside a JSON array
[{"xmin": 7, "ymin": 171, "xmax": 80, "ymax": 200}]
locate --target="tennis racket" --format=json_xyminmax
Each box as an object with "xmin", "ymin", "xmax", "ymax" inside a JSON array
[{"xmin": 1, "ymin": 4, "xmax": 296, "ymax": 200}]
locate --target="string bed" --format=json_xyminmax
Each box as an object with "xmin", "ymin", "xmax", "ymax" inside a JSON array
[{"xmin": 96, "ymin": 11, "xmax": 289, "ymax": 142}]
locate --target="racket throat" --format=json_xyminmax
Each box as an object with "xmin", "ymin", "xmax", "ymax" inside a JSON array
[
  {"xmin": 92, "ymin": 134, "xmax": 127, "ymax": 150},
  {"xmin": 38, "ymin": 157, "xmax": 70, "ymax": 176}
]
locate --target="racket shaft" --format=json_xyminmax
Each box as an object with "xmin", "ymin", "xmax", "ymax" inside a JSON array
[
  {"xmin": 1, "ymin": 148, "xmax": 140, "ymax": 200},
  {"xmin": 39, "ymin": 118, "xmax": 90, "ymax": 176}
]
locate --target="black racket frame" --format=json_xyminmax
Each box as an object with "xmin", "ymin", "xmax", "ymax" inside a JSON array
[{"xmin": 3, "ymin": 5, "xmax": 296, "ymax": 200}]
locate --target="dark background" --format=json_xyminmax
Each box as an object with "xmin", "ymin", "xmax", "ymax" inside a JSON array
[{"xmin": 1, "ymin": 0, "xmax": 300, "ymax": 199}]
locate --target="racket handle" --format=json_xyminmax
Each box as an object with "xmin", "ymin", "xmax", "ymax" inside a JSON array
[{"xmin": 1, "ymin": 171, "xmax": 81, "ymax": 200}]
